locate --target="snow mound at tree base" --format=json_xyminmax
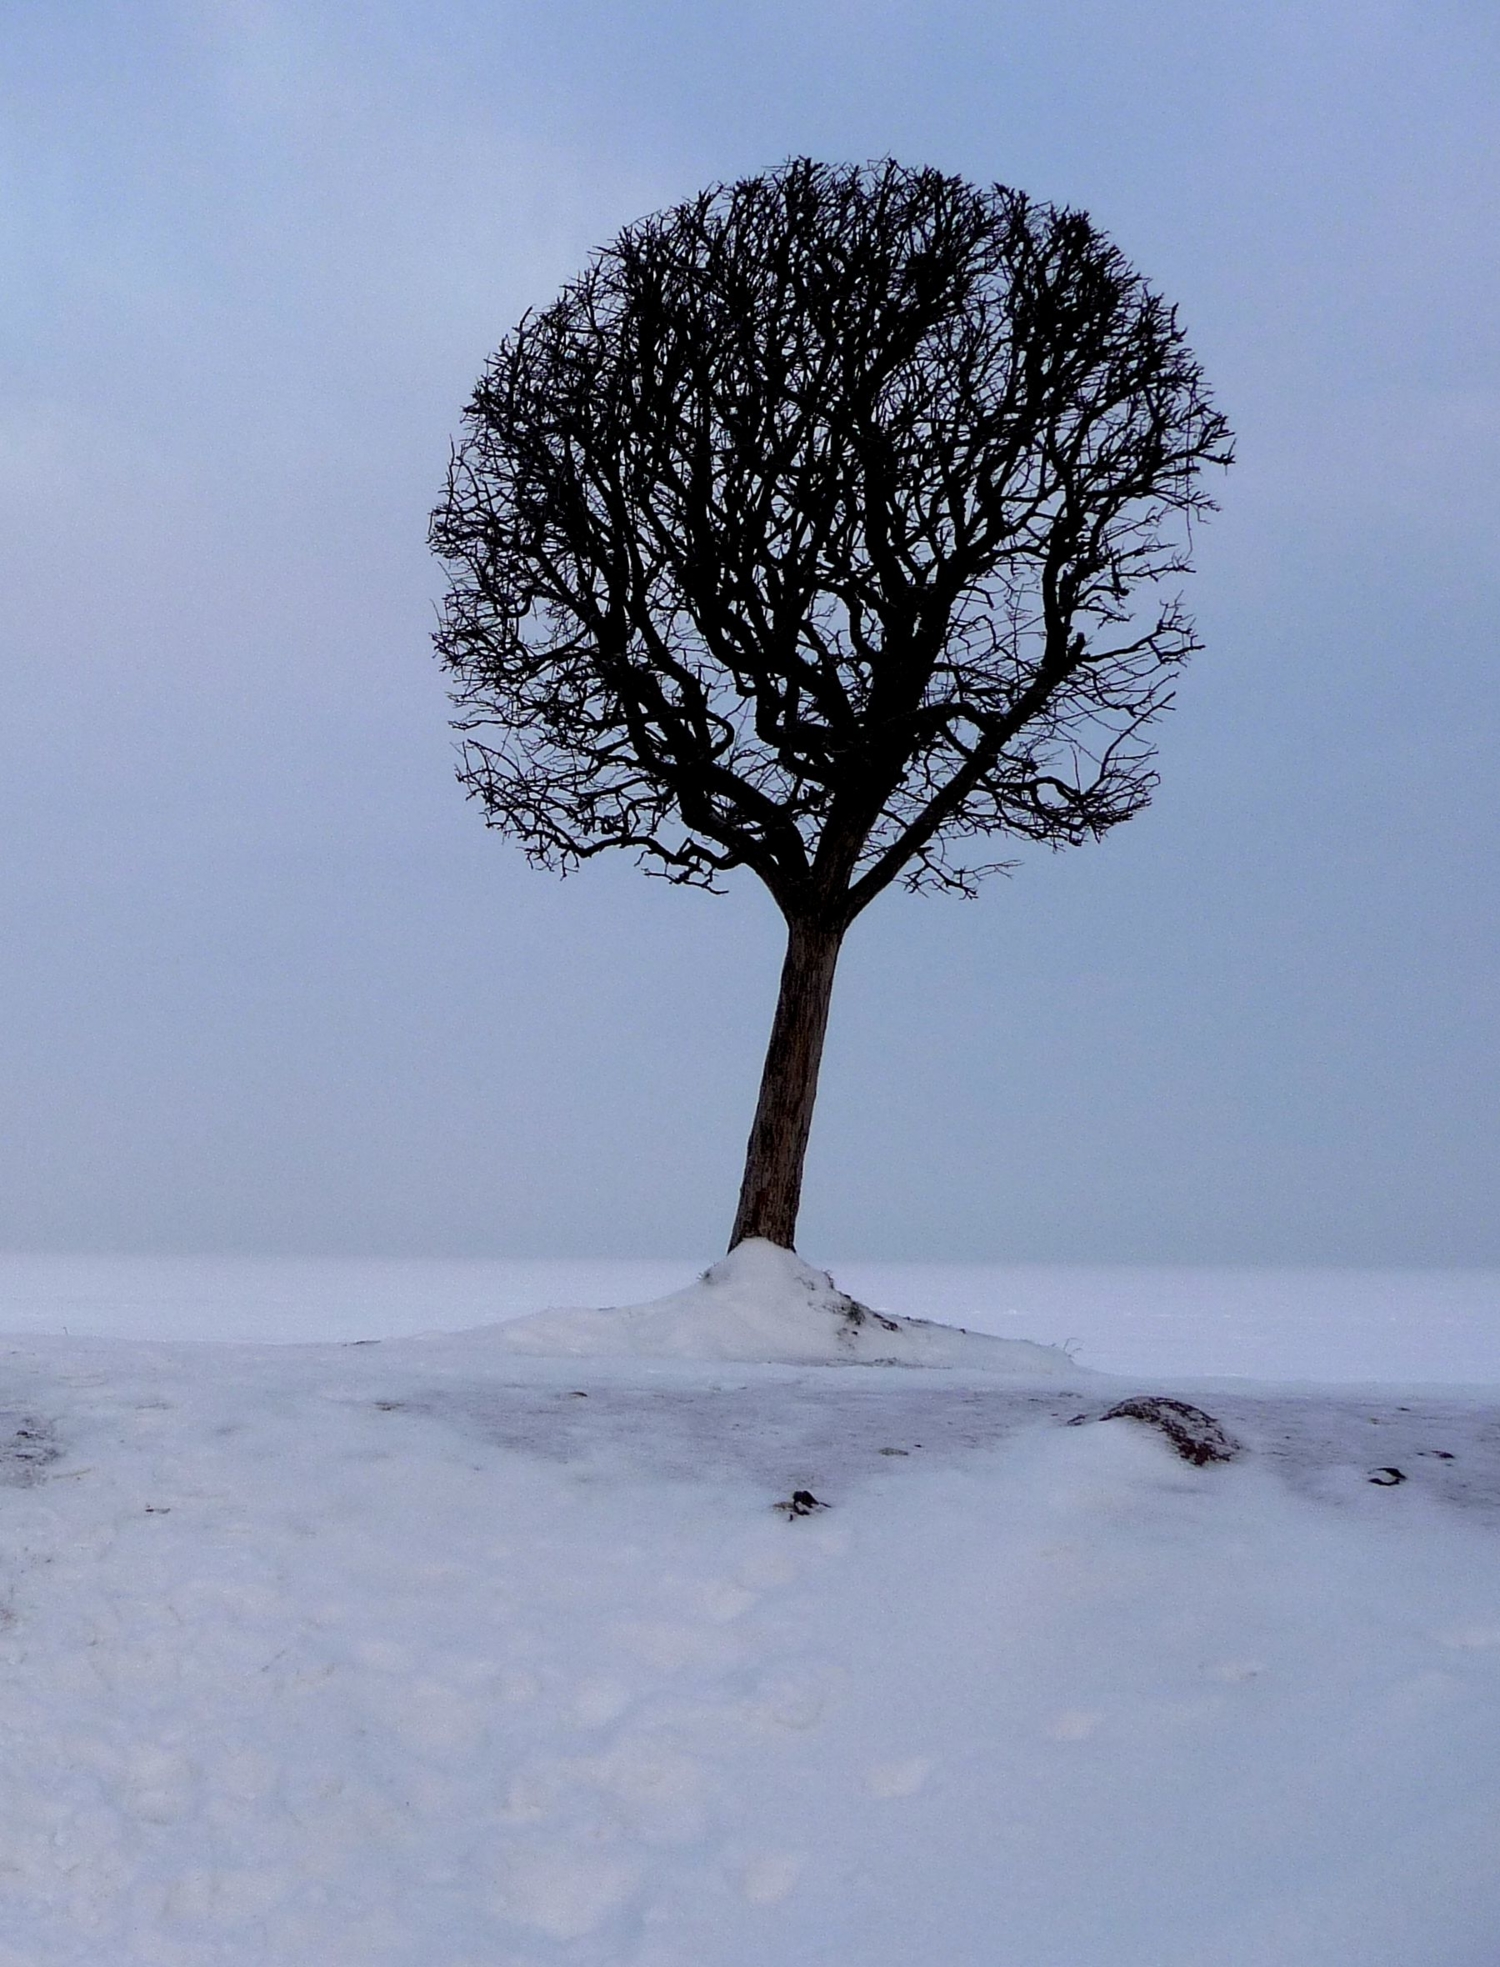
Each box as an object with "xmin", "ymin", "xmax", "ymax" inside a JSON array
[{"xmin": 493, "ymin": 1237, "xmax": 1081, "ymax": 1369}]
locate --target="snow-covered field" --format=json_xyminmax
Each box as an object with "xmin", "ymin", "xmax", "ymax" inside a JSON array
[
  {"xmin": 4, "ymin": 1250, "xmax": 1498, "ymax": 1381},
  {"xmin": 1, "ymin": 1248, "xmax": 1498, "ymax": 1965}
]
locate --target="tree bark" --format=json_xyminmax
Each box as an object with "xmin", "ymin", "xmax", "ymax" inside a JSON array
[{"xmin": 729, "ymin": 914, "xmax": 845, "ymax": 1251}]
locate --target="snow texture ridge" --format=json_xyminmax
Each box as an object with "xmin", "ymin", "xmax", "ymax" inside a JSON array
[{"xmin": 491, "ymin": 1237, "xmax": 1082, "ymax": 1369}]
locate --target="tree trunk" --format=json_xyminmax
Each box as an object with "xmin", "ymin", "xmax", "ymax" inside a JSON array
[{"xmin": 729, "ymin": 914, "xmax": 845, "ymax": 1251}]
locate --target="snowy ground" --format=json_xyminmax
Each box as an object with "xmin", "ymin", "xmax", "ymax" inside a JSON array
[
  {"xmin": 1, "ymin": 1252, "xmax": 1499, "ymax": 1964},
  {"xmin": 4, "ymin": 1251, "xmax": 1499, "ymax": 1381}
]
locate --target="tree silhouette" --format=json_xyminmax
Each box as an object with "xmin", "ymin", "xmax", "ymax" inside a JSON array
[{"xmin": 430, "ymin": 158, "xmax": 1233, "ymax": 1251}]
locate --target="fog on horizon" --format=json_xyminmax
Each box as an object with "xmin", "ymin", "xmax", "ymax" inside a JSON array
[{"xmin": 1, "ymin": 1, "xmax": 1496, "ymax": 1265}]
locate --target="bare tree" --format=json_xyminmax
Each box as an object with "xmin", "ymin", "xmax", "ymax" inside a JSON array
[{"xmin": 430, "ymin": 158, "xmax": 1233, "ymax": 1252}]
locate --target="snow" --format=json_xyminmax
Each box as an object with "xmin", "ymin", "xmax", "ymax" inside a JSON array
[
  {"xmin": 0, "ymin": 1254, "xmax": 1499, "ymax": 1963},
  {"xmin": 3, "ymin": 1250, "xmax": 1496, "ymax": 1383},
  {"xmin": 487, "ymin": 1238, "xmax": 1081, "ymax": 1369}
]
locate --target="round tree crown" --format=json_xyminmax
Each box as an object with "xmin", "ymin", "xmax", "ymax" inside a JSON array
[{"xmin": 431, "ymin": 157, "xmax": 1232, "ymax": 927}]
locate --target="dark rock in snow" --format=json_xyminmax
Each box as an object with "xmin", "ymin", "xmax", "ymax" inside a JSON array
[
  {"xmin": 1089, "ymin": 1396, "xmax": 1240, "ymax": 1466},
  {"xmin": 774, "ymin": 1489, "xmax": 828, "ymax": 1519}
]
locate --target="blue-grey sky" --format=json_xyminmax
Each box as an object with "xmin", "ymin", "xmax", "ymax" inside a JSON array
[{"xmin": 1, "ymin": 0, "xmax": 1496, "ymax": 1262}]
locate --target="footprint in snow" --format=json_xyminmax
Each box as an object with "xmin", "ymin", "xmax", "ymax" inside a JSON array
[
  {"xmin": 749, "ymin": 1667, "xmax": 835, "ymax": 1732},
  {"xmin": 735, "ymin": 1545, "xmax": 798, "ymax": 1590},
  {"xmin": 571, "ymin": 1676, "xmax": 632, "ymax": 1726},
  {"xmin": 740, "ymin": 1852, "xmax": 802, "ymax": 1905},
  {"xmin": 1437, "ymin": 1624, "xmax": 1500, "ymax": 1650},
  {"xmin": 1203, "ymin": 1659, "xmax": 1266, "ymax": 1683},
  {"xmin": 863, "ymin": 1755, "xmax": 932, "ymax": 1798},
  {"xmin": 616, "ymin": 1618, "xmax": 740, "ymax": 1673},
  {"xmin": 698, "ymin": 1580, "xmax": 759, "ymax": 1622},
  {"xmin": 493, "ymin": 1844, "xmax": 642, "ymax": 1940},
  {"xmin": 1046, "ymin": 1708, "xmax": 1102, "ymax": 1741}
]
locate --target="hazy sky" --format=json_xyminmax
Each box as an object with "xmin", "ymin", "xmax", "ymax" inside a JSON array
[{"xmin": 2, "ymin": 0, "xmax": 1496, "ymax": 1262}]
